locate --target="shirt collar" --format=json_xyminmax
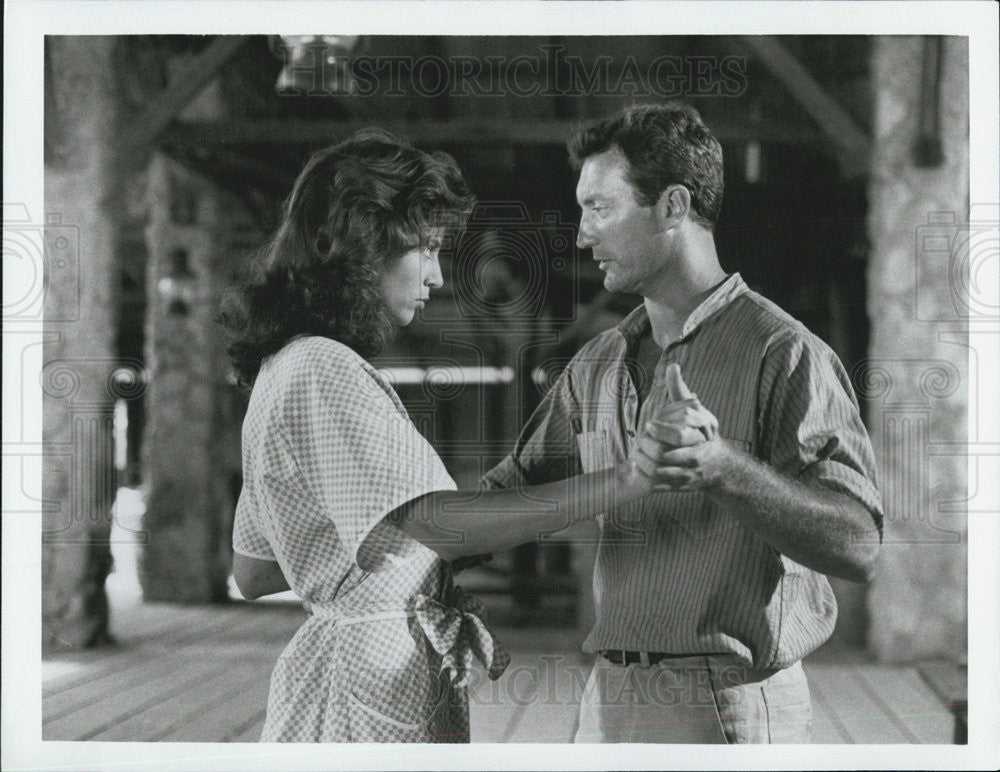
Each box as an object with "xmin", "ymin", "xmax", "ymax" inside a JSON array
[{"xmin": 615, "ymin": 273, "xmax": 749, "ymax": 344}]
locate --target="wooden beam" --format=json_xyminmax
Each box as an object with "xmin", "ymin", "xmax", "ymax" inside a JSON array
[
  {"xmin": 740, "ymin": 35, "xmax": 870, "ymax": 174},
  {"xmin": 122, "ymin": 36, "xmax": 249, "ymax": 163},
  {"xmin": 161, "ymin": 116, "xmax": 821, "ymax": 149}
]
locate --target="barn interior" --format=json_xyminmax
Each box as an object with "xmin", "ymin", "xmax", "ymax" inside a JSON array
[{"xmin": 39, "ymin": 35, "xmax": 970, "ymax": 734}]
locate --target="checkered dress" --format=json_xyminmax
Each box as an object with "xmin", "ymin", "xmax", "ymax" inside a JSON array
[{"xmin": 233, "ymin": 336, "xmax": 507, "ymax": 742}]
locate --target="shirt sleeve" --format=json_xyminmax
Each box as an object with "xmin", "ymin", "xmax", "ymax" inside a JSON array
[
  {"xmin": 481, "ymin": 365, "xmax": 581, "ymax": 490},
  {"xmin": 231, "ymin": 486, "xmax": 277, "ymax": 560},
  {"xmin": 281, "ymin": 343, "xmax": 457, "ymax": 572},
  {"xmin": 758, "ymin": 332, "xmax": 884, "ymax": 536}
]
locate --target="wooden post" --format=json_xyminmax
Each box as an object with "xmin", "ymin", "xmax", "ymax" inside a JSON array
[
  {"xmin": 140, "ymin": 155, "xmax": 230, "ymax": 602},
  {"xmin": 42, "ymin": 37, "xmax": 123, "ymax": 649},
  {"xmin": 866, "ymin": 37, "xmax": 969, "ymax": 663}
]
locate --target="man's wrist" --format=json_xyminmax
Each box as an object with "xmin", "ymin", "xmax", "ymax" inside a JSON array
[{"xmin": 702, "ymin": 439, "xmax": 748, "ymax": 495}]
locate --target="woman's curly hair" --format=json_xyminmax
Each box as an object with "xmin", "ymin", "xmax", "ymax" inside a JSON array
[{"xmin": 218, "ymin": 128, "xmax": 475, "ymax": 387}]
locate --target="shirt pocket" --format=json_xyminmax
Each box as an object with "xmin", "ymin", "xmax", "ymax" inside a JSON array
[
  {"xmin": 575, "ymin": 427, "xmax": 614, "ymax": 474},
  {"xmin": 576, "ymin": 426, "xmax": 644, "ymax": 534}
]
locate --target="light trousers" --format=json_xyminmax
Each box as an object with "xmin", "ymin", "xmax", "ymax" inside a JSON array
[{"xmin": 573, "ymin": 655, "xmax": 812, "ymax": 743}]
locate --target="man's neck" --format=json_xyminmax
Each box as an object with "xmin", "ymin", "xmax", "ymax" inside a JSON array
[{"xmin": 643, "ymin": 240, "xmax": 726, "ymax": 347}]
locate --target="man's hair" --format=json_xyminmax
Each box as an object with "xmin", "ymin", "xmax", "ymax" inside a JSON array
[
  {"xmin": 567, "ymin": 103, "xmax": 724, "ymax": 230},
  {"xmin": 218, "ymin": 127, "xmax": 474, "ymax": 387}
]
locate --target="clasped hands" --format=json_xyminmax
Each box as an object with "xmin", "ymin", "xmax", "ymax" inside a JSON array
[{"xmin": 627, "ymin": 363, "xmax": 732, "ymax": 493}]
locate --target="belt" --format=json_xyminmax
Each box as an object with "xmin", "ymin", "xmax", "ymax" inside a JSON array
[
  {"xmin": 601, "ymin": 650, "xmax": 705, "ymax": 667},
  {"xmin": 309, "ymin": 586, "xmax": 510, "ymax": 687}
]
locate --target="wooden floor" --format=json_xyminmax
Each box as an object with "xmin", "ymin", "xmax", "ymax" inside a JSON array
[{"xmin": 42, "ymin": 598, "xmax": 961, "ymax": 744}]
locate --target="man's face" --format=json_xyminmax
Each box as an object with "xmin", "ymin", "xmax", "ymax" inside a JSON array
[{"xmin": 575, "ymin": 147, "xmax": 667, "ymax": 296}]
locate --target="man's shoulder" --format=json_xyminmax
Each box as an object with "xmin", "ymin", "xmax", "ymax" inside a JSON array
[
  {"xmin": 566, "ymin": 324, "xmax": 628, "ymax": 372},
  {"xmin": 729, "ymin": 291, "xmax": 831, "ymax": 351},
  {"xmin": 728, "ymin": 291, "xmax": 846, "ymax": 381}
]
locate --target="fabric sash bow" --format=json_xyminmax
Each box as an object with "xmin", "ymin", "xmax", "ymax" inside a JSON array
[{"xmin": 412, "ymin": 585, "xmax": 510, "ymax": 688}]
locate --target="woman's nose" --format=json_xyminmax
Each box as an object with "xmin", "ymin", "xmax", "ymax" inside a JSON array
[{"xmin": 424, "ymin": 254, "xmax": 444, "ymax": 289}]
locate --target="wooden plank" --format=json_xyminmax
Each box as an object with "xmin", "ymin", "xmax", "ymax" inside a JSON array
[
  {"xmin": 43, "ymin": 605, "xmax": 268, "ymax": 705},
  {"xmin": 44, "ymin": 657, "xmax": 223, "ymax": 740},
  {"xmin": 43, "ymin": 605, "xmax": 205, "ymax": 692},
  {"xmin": 228, "ymin": 714, "xmax": 267, "ymax": 743},
  {"xmin": 105, "ymin": 602, "xmax": 194, "ymax": 640},
  {"xmin": 503, "ymin": 653, "xmax": 582, "ymax": 743},
  {"xmin": 88, "ymin": 662, "xmax": 264, "ymax": 741},
  {"xmin": 469, "ymin": 663, "xmax": 523, "ymax": 743},
  {"xmin": 44, "ymin": 647, "xmax": 191, "ymax": 722},
  {"xmin": 851, "ymin": 665, "xmax": 953, "ymax": 744},
  {"xmin": 803, "ymin": 666, "xmax": 852, "ymax": 744},
  {"xmin": 919, "ymin": 662, "xmax": 967, "ymax": 706},
  {"xmin": 157, "ymin": 670, "xmax": 273, "ymax": 742},
  {"xmin": 43, "ymin": 606, "xmax": 288, "ymax": 721},
  {"xmin": 803, "ymin": 663, "xmax": 910, "ymax": 743}
]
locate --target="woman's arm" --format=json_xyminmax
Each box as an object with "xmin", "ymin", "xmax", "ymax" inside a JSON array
[
  {"xmin": 389, "ymin": 449, "xmax": 659, "ymax": 561},
  {"xmin": 232, "ymin": 553, "xmax": 291, "ymax": 599}
]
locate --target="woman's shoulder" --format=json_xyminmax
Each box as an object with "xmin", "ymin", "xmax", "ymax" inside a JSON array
[
  {"xmin": 264, "ymin": 335, "xmax": 387, "ymax": 396},
  {"xmin": 267, "ymin": 335, "xmax": 364, "ymax": 375}
]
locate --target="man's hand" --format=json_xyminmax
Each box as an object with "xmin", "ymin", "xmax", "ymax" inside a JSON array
[
  {"xmin": 627, "ymin": 363, "xmax": 718, "ymax": 487},
  {"xmin": 643, "ymin": 364, "xmax": 735, "ymax": 491}
]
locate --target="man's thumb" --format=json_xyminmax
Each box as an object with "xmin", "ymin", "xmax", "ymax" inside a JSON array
[{"xmin": 665, "ymin": 363, "xmax": 694, "ymax": 401}]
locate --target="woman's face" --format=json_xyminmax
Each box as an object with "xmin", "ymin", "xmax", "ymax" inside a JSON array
[{"xmin": 378, "ymin": 231, "xmax": 445, "ymax": 326}]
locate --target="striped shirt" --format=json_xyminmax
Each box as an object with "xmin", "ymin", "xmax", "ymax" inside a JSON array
[{"xmin": 483, "ymin": 273, "xmax": 883, "ymax": 669}]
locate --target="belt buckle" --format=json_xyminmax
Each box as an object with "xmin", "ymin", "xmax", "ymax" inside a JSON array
[{"xmin": 639, "ymin": 651, "xmax": 651, "ymax": 667}]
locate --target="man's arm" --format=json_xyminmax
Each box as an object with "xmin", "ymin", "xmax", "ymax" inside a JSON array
[
  {"xmin": 648, "ymin": 363, "xmax": 881, "ymax": 584},
  {"xmin": 651, "ymin": 434, "xmax": 880, "ymax": 582}
]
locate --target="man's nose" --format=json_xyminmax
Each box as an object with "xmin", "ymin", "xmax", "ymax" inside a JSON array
[{"xmin": 576, "ymin": 217, "xmax": 597, "ymax": 250}]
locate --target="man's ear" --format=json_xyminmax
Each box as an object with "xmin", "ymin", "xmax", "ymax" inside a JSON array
[{"xmin": 655, "ymin": 184, "xmax": 692, "ymax": 228}]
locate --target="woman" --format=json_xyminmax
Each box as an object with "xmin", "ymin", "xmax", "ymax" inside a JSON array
[{"xmin": 219, "ymin": 128, "xmax": 675, "ymax": 743}]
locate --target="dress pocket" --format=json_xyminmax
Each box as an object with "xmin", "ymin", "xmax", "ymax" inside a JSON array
[
  {"xmin": 338, "ymin": 617, "xmax": 448, "ymax": 739},
  {"xmin": 345, "ymin": 681, "xmax": 453, "ymax": 742}
]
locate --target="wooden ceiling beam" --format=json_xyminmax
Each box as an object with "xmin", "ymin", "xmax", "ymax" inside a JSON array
[
  {"xmin": 740, "ymin": 35, "xmax": 870, "ymax": 175},
  {"xmin": 122, "ymin": 36, "xmax": 250, "ymax": 165},
  {"xmin": 161, "ymin": 116, "xmax": 821, "ymax": 148}
]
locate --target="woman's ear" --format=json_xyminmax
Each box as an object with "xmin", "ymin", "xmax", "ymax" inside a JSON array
[{"xmin": 655, "ymin": 184, "xmax": 692, "ymax": 228}]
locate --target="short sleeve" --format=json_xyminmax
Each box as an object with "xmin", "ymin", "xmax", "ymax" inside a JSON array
[
  {"xmin": 482, "ymin": 366, "xmax": 581, "ymax": 490},
  {"xmin": 281, "ymin": 342, "xmax": 457, "ymax": 572},
  {"xmin": 232, "ymin": 487, "xmax": 276, "ymax": 560},
  {"xmin": 758, "ymin": 333, "xmax": 884, "ymax": 535}
]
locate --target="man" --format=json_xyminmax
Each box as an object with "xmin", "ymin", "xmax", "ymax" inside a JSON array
[{"xmin": 482, "ymin": 103, "xmax": 883, "ymax": 743}]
